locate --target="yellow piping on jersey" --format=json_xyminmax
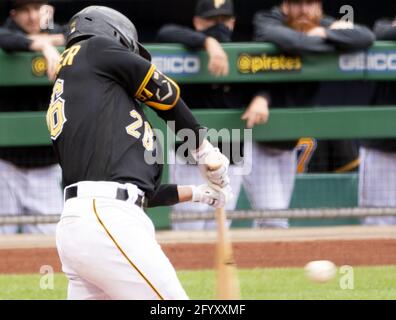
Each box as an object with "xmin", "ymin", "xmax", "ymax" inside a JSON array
[
  {"xmin": 135, "ymin": 64, "xmax": 156, "ymax": 100},
  {"xmin": 92, "ymin": 199, "xmax": 165, "ymax": 300},
  {"xmin": 135, "ymin": 64, "xmax": 180, "ymax": 111},
  {"xmin": 334, "ymin": 158, "xmax": 361, "ymax": 173}
]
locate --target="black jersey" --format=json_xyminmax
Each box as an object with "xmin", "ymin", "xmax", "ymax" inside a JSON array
[{"xmin": 47, "ymin": 36, "xmax": 202, "ymax": 204}]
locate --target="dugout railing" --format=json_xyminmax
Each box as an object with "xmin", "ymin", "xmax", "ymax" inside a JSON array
[{"xmin": 1, "ymin": 43, "xmax": 396, "ymax": 229}]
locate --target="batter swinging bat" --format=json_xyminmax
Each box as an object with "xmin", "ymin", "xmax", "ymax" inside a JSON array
[{"xmin": 206, "ymin": 153, "xmax": 241, "ymax": 300}]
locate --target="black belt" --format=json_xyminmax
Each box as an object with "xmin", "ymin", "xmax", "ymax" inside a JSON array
[{"xmin": 65, "ymin": 186, "xmax": 145, "ymax": 208}]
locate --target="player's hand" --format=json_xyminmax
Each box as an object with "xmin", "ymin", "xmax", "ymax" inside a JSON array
[
  {"xmin": 41, "ymin": 43, "xmax": 60, "ymax": 81},
  {"xmin": 29, "ymin": 40, "xmax": 60, "ymax": 81},
  {"xmin": 306, "ymin": 26, "xmax": 327, "ymax": 38},
  {"xmin": 330, "ymin": 20, "xmax": 354, "ymax": 30},
  {"xmin": 204, "ymin": 37, "xmax": 229, "ymax": 77},
  {"xmin": 192, "ymin": 184, "xmax": 232, "ymax": 208},
  {"xmin": 191, "ymin": 140, "xmax": 230, "ymax": 188},
  {"xmin": 242, "ymin": 95, "xmax": 270, "ymax": 129}
]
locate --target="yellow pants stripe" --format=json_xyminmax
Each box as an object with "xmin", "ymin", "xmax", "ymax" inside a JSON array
[{"xmin": 92, "ymin": 199, "xmax": 164, "ymax": 300}]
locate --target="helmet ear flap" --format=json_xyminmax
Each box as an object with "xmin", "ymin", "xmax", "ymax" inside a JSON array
[
  {"xmin": 118, "ymin": 36, "xmax": 129, "ymax": 49},
  {"xmin": 116, "ymin": 31, "xmax": 138, "ymax": 53},
  {"xmin": 112, "ymin": 30, "xmax": 126, "ymax": 48}
]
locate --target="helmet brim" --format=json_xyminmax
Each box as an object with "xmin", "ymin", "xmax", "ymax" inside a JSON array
[{"xmin": 137, "ymin": 42, "xmax": 151, "ymax": 62}]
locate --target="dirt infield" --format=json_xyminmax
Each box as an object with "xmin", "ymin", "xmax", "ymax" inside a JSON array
[{"xmin": 1, "ymin": 226, "xmax": 396, "ymax": 274}]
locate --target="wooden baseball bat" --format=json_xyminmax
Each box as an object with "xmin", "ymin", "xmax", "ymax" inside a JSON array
[
  {"xmin": 214, "ymin": 206, "xmax": 240, "ymax": 300},
  {"xmin": 206, "ymin": 154, "xmax": 241, "ymax": 300}
]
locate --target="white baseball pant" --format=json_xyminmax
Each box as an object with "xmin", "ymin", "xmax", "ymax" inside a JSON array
[{"xmin": 56, "ymin": 181, "xmax": 188, "ymax": 300}]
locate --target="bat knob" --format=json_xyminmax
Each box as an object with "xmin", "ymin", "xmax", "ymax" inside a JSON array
[{"xmin": 205, "ymin": 152, "xmax": 223, "ymax": 171}]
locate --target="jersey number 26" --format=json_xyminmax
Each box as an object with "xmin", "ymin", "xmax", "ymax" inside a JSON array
[{"xmin": 47, "ymin": 79, "xmax": 67, "ymax": 140}]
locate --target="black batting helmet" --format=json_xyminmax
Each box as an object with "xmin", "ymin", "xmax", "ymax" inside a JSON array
[{"xmin": 67, "ymin": 6, "xmax": 151, "ymax": 61}]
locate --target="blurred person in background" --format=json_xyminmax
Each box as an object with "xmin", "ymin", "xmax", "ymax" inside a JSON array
[
  {"xmin": 359, "ymin": 17, "xmax": 396, "ymax": 225},
  {"xmin": 253, "ymin": 0, "xmax": 374, "ymax": 176},
  {"xmin": 0, "ymin": 0, "xmax": 66, "ymax": 79},
  {"xmin": 254, "ymin": 0, "xmax": 374, "ymax": 54},
  {"xmin": 157, "ymin": 0, "xmax": 292, "ymax": 230},
  {"xmin": 0, "ymin": 0, "xmax": 67, "ymax": 234}
]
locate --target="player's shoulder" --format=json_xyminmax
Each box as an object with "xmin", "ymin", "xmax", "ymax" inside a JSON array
[
  {"xmin": 86, "ymin": 36, "xmax": 145, "ymax": 62},
  {"xmin": 86, "ymin": 35, "xmax": 125, "ymax": 51}
]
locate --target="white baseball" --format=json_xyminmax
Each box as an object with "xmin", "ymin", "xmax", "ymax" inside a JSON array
[{"xmin": 305, "ymin": 260, "xmax": 337, "ymax": 283}]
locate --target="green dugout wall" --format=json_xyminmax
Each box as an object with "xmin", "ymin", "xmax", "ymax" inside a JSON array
[
  {"xmin": 1, "ymin": 42, "xmax": 396, "ymax": 229},
  {"xmin": 2, "ymin": 41, "xmax": 396, "ymax": 85}
]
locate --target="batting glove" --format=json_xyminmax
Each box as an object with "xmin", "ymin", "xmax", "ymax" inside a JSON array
[
  {"xmin": 191, "ymin": 184, "xmax": 233, "ymax": 208},
  {"xmin": 191, "ymin": 140, "xmax": 230, "ymax": 188}
]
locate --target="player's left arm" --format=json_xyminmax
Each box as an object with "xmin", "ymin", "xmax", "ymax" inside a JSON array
[
  {"xmin": 133, "ymin": 63, "xmax": 205, "ymax": 146},
  {"xmin": 146, "ymin": 184, "xmax": 231, "ymax": 208},
  {"xmin": 134, "ymin": 64, "xmax": 230, "ymax": 189}
]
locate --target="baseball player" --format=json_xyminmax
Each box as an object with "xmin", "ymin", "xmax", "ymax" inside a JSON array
[
  {"xmin": 157, "ymin": 0, "xmax": 290, "ymax": 230},
  {"xmin": 50, "ymin": 6, "xmax": 231, "ymax": 300},
  {"xmin": 359, "ymin": 17, "xmax": 396, "ymax": 225}
]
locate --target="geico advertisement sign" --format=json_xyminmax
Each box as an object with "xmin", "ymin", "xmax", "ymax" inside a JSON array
[
  {"xmin": 152, "ymin": 55, "xmax": 201, "ymax": 75},
  {"xmin": 340, "ymin": 52, "xmax": 396, "ymax": 71}
]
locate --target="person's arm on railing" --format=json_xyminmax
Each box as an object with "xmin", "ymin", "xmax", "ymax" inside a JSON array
[
  {"xmin": 325, "ymin": 20, "xmax": 375, "ymax": 51},
  {"xmin": 29, "ymin": 38, "xmax": 60, "ymax": 81},
  {"xmin": 253, "ymin": 9, "xmax": 334, "ymax": 54},
  {"xmin": 156, "ymin": 24, "xmax": 229, "ymax": 76},
  {"xmin": 156, "ymin": 24, "xmax": 207, "ymax": 50},
  {"xmin": 0, "ymin": 28, "xmax": 31, "ymax": 52},
  {"xmin": 0, "ymin": 28, "xmax": 60, "ymax": 81},
  {"xmin": 373, "ymin": 19, "xmax": 396, "ymax": 40}
]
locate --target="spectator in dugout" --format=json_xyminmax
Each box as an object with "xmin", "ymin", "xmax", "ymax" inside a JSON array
[
  {"xmin": 359, "ymin": 17, "xmax": 396, "ymax": 225},
  {"xmin": 253, "ymin": 0, "xmax": 375, "ymax": 175},
  {"xmin": 157, "ymin": 0, "xmax": 294, "ymax": 230},
  {"xmin": 0, "ymin": 0, "xmax": 66, "ymax": 79},
  {"xmin": 0, "ymin": 0, "xmax": 67, "ymax": 234}
]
